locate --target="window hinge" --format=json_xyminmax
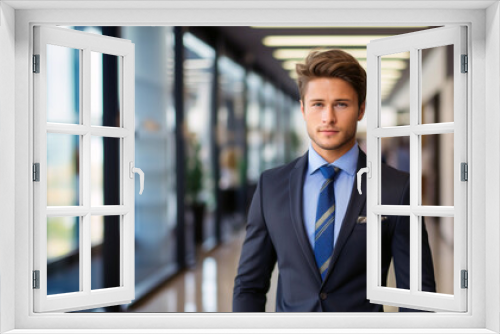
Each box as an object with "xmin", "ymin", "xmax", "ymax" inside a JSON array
[
  {"xmin": 33, "ymin": 54, "xmax": 40, "ymax": 73},
  {"xmin": 461, "ymin": 270, "xmax": 468, "ymax": 289},
  {"xmin": 461, "ymin": 163, "xmax": 468, "ymax": 181},
  {"xmin": 33, "ymin": 270, "xmax": 40, "ymax": 289},
  {"xmin": 33, "ymin": 163, "xmax": 40, "ymax": 182},
  {"xmin": 461, "ymin": 54, "xmax": 468, "ymax": 73}
]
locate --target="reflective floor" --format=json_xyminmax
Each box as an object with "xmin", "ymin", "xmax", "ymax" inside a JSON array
[
  {"xmin": 130, "ymin": 220, "xmax": 452, "ymax": 313},
  {"xmin": 130, "ymin": 228, "xmax": 278, "ymax": 312}
]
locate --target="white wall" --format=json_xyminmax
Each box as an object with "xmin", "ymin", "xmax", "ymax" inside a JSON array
[
  {"xmin": 0, "ymin": 2, "xmax": 16, "ymax": 333},
  {"xmin": 1, "ymin": 4, "xmax": 496, "ymax": 332}
]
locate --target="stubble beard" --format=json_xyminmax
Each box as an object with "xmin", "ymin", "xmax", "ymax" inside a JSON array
[{"xmin": 310, "ymin": 127, "xmax": 357, "ymax": 154}]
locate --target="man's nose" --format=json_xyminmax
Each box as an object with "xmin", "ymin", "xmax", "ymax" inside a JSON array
[{"xmin": 322, "ymin": 106, "xmax": 336, "ymax": 123}]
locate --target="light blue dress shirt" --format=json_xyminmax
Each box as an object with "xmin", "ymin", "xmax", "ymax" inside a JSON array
[{"xmin": 302, "ymin": 143, "xmax": 359, "ymax": 251}]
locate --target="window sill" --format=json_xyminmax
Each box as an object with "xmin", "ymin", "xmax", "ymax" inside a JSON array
[{"xmin": 4, "ymin": 329, "xmax": 497, "ymax": 334}]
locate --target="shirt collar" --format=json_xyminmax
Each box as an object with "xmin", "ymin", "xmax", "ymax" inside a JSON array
[{"xmin": 307, "ymin": 142, "xmax": 359, "ymax": 177}]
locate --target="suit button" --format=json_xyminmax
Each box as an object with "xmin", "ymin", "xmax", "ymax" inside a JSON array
[{"xmin": 320, "ymin": 292, "xmax": 327, "ymax": 300}]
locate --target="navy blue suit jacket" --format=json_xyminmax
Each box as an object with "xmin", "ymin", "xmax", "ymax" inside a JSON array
[{"xmin": 233, "ymin": 149, "xmax": 436, "ymax": 312}]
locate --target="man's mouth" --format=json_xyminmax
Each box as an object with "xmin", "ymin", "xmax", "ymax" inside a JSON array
[{"xmin": 319, "ymin": 129, "xmax": 339, "ymax": 135}]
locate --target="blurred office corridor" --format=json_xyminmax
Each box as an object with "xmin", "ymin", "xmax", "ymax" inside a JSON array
[{"xmin": 44, "ymin": 25, "xmax": 456, "ymax": 312}]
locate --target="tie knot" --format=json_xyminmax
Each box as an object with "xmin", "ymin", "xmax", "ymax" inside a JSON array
[{"xmin": 319, "ymin": 165, "xmax": 339, "ymax": 180}]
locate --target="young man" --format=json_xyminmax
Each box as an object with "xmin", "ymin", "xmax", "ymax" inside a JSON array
[{"xmin": 232, "ymin": 50, "xmax": 435, "ymax": 312}]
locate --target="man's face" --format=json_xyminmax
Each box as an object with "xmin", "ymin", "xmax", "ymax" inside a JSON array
[{"xmin": 301, "ymin": 77, "xmax": 365, "ymax": 162}]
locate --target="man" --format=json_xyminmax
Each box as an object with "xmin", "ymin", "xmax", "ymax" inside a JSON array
[{"xmin": 232, "ymin": 49, "xmax": 435, "ymax": 312}]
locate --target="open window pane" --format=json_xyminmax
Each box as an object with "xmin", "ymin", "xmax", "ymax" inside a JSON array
[
  {"xmin": 91, "ymin": 52, "xmax": 122, "ymax": 127},
  {"xmin": 91, "ymin": 215, "xmax": 121, "ymax": 290},
  {"xmin": 91, "ymin": 136, "xmax": 122, "ymax": 206},
  {"xmin": 35, "ymin": 25, "xmax": 135, "ymax": 313},
  {"xmin": 367, "ymin": 25, "xmax": 466, "ymax": 312},
  {"xmin": 47, "ymin": 133, "xmax": 80, "ymax": 206},
  {"xmin": 46, "ymin": 44, "xmax": 80, "ymax": 124},
  {"xmin": 47, "ymin": 216, "xmax": 80, "ymax": 295},
  {"xmin": 421, "ymin": 45, "xmax": 454, "ymax": 124},
  {"xmin": 421, "ymin": 133, "xmax": 454, "ymax": 206},
  {"xmin": 421, "ymin": 216, "xmax": 453, "ymax": 295},
  {"xmin": 380, "ymin": 52, "xmax": 410, "ymax": 127}
]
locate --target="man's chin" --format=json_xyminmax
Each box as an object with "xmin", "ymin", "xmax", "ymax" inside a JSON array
[
  {"xmin": 314, "ymin": 138, "xmax": 356, "ymax": 152},
  {"xmin": 316, "ymin": 143, "xmax": 342, "ymax": 151}
]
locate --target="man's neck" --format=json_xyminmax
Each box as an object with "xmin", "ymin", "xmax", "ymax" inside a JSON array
[{"xmin": 311, "ymin": 141, "xmax": 356, "ymax": 164}]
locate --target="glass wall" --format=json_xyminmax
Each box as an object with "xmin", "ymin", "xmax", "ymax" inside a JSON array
[
  {"xmin": 285, "ymin": 95, "xmax": 307, "ymax": 161},
  {"xmin": 218, "ymin": 56, "xmax": 246, "ymax": 234},
  {"xmin": 183, "ymin": 32, "xmax": 217, "ymax": 248},
  {"xmin": 247, "ymin": 74, "xmax": 303, "ymax": 179},
  {"xmin": 274, "ymin": 89, "xmax": 286, "ymax": 165},
  {"xmin": 121, "ymin": 27, "xmax": 178, "ymax": 298},
  {"xmin": 246, "ymin": 72, "xmax": 263, "ymax": 185},
  {"xmin": 261, "ymin": 81, "xmax": 279, "ymax": 171}
]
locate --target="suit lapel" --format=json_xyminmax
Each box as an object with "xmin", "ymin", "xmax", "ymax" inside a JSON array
[
  {"xmin": 322, "ymin": 148, "xmax": 367, "ymax": 286},
  {"xmin": 289, "ymin": 153, "xmax": 322, "ymax": 284}
]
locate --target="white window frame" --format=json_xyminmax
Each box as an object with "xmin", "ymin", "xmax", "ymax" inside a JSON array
[
  {"xmin": 0, "ymin": 1, "xmax": 498, "ymax": 333},
  {"xmin": 366, "ymin": 26, "xmax": 467, "ymax": 312},
  {"xmin": 33, "ymin": 25, "xmax": 136, "ymax": 313}
]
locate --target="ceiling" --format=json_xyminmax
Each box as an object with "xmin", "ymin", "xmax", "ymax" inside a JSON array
[{"xmin": 198, "ymin": 26, "xmax": 434, "ymax": 100}]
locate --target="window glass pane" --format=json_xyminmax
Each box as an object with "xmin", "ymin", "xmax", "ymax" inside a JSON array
[
  {"xmin": 421, "ymin": 216, "xmax": 452, "ymax": 295},
  {"xmin": 47, "ymin": 216, "xmax": 80, "ymax": 295},
  {"xmin": 421, "ymin": 45, "xmax": 454, "ymax": 124},
  {"xmin": 246, "ymin": 72, "xmax": 262, "ymax": 183},
  {"xmin": 91, "ymin": 52, "xmax": 122, "ymax": 127},
  {"xmin": 184, "ymin": 32, "xmax": 216, "ymax": 246},
  {"xmin": 273, "ymin": 90, "xmax": 285, "ymax": 165},
  {"xmin": 91, "ymin": 136, "xmax": 121, "ymax": 206},
  {"xmin": 218, "ymin": 55, "xmax": 246, "ymax": 235},
  {"xmin": 46, "ymin": 44, "xmax": 80, "ymax": 124},
  {"xmin": 91, "ymin": 215, "xmax": 121, "ymax": 290},
  {"xmin": 262, "ymin": 82, "xmax": 277, "ymax": 170},
  {"xmin": 381, "ymin": 137, "xmax": 410, "ymax": 205},
  {"xmin": 47, "ymin": 133, "xmax": 80, "ymax": 206},
  {"xmin": 120, "ymin": 26, "xmax": 178, "ymax": 297},
  {"xmin": 380, "ymin": 52, "xmax": 410, "ymax": 127},
  {"xmin": 421, "ymin": 133, "xmax": 454, "ymax": 206},
  {"xmin": 380, "ymin": 214, "xmax": 410, "ymax": 291}
]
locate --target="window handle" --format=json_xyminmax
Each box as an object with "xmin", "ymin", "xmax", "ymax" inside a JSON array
[
  {"xmin": 129, "ymin": 162, "xmax": 145, "ymax": 195},
  {"xmin": 357, "ymin": 162, "xmax": 371, "ymax": 195}
]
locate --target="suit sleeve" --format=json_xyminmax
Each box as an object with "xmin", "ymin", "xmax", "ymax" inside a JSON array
[
  {"xmin": 391, "ymin": 176, "xmax": 436, "ymax": 312},
  {"xmin": 232, "ymin": 174, "xmax": 277, "ymax": 312}
]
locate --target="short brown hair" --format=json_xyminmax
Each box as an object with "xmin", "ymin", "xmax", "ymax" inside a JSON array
[{"xmin": 296, "ymin": 49, "xmax": 366, "ymax": 107}]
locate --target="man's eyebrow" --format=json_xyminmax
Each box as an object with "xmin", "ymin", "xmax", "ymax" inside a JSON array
[{"xmin": 308, "ymin": 98, "xmax": 353, "ymax": 102}]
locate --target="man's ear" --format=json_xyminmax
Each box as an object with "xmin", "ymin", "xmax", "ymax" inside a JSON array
[
  {"xmin": 300, "ymin": 100, "xmax": 305, "ymax": 118},
  {"xmin": 358, "ymin": 101, "xmax": 366, "ymax": 121}
]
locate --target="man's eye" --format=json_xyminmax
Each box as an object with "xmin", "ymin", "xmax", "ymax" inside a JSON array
[
  {"xmin": 336, "ymin": 102, "xmax": 348, "ymax": 108},
  {"xmin": 312, "ymin": 102, "xmax": 323, "ymax": 107}
]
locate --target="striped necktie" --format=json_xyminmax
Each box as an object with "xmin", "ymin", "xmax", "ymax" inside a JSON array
[{"xmin": 314, "ymin": 165, "xmax": 340, "ymax": 281}]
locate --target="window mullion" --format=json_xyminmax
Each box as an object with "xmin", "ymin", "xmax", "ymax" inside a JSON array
[
  {"xmin": 409, "ymin": 47, "xmax": 420, "ymax": 294},
  {"xmin": 82, "ymin": 47, "xmax": 92, "ymax": 295},
  {"xmin": 46, "ymin": 123, "xmax": 88, "ymax": 135},
  {"xmin": 122, "ymin": 50, "xmax": 135, "ymax": 294}
]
